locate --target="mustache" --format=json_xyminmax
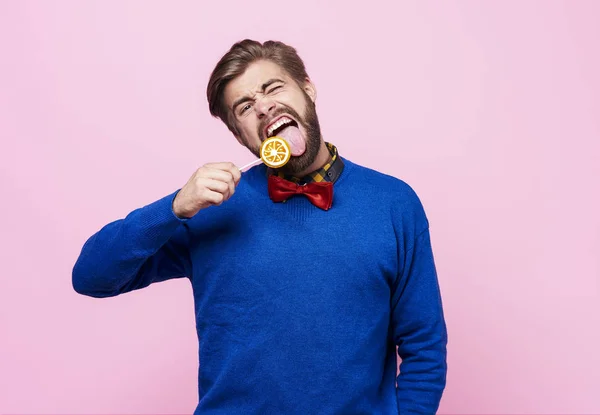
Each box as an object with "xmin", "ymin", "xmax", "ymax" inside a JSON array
[{"xmin": 258, "ymin": 106, "xmax": 303, "ymax": 139}]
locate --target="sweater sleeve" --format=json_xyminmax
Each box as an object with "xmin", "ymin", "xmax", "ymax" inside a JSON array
[
  {"xmin": 72, "ymin": 190, "xmax": 193, "ymax": 298},
  {"xmin": 391, "ymin": 194, "xmax": 448, "ymax": 414}
]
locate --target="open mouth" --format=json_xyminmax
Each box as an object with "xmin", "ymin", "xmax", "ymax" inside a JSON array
[
  {"xmin": 265, "ymin": 115, "xmax": 299, "ymax": 138},
  {"xmin": 263, "ymin": 114, "xmax": 307, "ymax": 157}
]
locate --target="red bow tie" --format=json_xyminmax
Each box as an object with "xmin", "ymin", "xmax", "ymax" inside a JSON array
[{"xmin": 268, "ymin": 175, "xmax": 333, "ymax": 210}]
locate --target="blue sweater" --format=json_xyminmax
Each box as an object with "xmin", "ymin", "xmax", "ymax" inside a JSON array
[{"xmin": 72, "ymin": 157, "xmax": 447, "ymax": 414}]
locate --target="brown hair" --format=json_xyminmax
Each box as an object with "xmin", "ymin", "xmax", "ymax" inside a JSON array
[{"xmin": 206, "ymin": 39, "xmax": 310, "ymax": 135}]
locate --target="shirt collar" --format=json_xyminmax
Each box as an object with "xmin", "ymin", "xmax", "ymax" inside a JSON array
[{"xmin": 267, "ymin": 142, "xmax": 344, "ymax": 184}]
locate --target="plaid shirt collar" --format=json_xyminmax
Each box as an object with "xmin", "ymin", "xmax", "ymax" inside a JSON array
[{"xmin": 267, "ymin": 142, "xmax": 344, "ymax": 185}]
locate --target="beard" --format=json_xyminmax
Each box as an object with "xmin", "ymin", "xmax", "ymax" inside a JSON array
[{"xmin": 246, "ymin": 93, "xmax": 322, "ymax": 176}]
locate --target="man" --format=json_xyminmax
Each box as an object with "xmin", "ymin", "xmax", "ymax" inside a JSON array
[{"xmin": 73, "ymin": 39, "xmax": 448, "ymax": 414}]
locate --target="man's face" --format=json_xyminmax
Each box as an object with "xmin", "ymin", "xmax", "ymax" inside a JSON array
[{"xmin": 223, "ymin": 60, "xmax": 322, "ymax": 174}]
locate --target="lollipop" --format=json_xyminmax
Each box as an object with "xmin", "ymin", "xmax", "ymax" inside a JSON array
[
  {"xmin": 240, "ymin": 136, "xmax": 291, "ymax": 171},
  {"xmin": 260, "ymin": 136, "xmax": 291, "ymax": 168}
]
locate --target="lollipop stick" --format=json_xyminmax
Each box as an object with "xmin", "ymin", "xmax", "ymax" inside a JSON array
[{"xmin": 240, "ymin": 158, "xmax": 263, "ymax": 172}]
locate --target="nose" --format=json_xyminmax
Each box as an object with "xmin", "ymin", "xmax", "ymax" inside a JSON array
[{"xmin": 254, "ymin": 96, "xmax": 276, "ymax": 119}]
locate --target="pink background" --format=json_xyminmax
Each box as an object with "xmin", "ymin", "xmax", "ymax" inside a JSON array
[{"xmin": 1, "ymin": 1, "xmax": 599, "ymax": 413}]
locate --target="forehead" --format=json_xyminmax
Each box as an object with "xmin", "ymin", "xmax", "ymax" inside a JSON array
[{"xmin": 223, "ymin": 60, "xmax": 292, "ymax": 109}]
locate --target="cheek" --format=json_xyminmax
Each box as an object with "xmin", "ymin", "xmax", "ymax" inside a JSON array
[
  {"xmin": 284, "ymin": 93, "xmax": 301, "ymax": 106},
  {"xmin": 247, "ymin": 121, "xmax": 260, "ymax": 135},
  {"xmin": 239, "ymin": 121, "xmax": 260, "ymax": 141},
  {"xmin": 286, "ymin": 92, "xmax": 309, "ymax": 114}
]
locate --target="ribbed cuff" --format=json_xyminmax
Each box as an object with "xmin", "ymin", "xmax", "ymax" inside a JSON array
[{"xmin": 169, "ymin": 189, "xmax": 190, "ymax": 222}]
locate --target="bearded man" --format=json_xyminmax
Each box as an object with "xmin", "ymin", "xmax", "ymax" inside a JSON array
[{"xmin": 73, "ymin": 39, "xmax": 448, "ymax": 415}]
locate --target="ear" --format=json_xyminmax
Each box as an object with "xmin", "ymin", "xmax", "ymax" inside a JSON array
[{"xmin": 303, "ymin": 77, "xmax": 317, "ymax": 103}]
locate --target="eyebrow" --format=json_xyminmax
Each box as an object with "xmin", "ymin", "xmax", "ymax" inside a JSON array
[{"xmin": 232, "ymin": 78, "xmax": 285, "ymax": 113}]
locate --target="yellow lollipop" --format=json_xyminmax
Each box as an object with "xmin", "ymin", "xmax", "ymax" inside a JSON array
[
  {"xmin": 239, "ymin": 136, "xmax": 291, "ymax": 171},
  {"xmin": 260, "ymin": 136, "xmax": 291, "ymax": 168}
]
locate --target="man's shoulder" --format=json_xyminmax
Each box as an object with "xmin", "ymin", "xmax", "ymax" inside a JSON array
[
  {"xmin": 341, "ymin": 157, "xmax": 421, "ymax": 201},
  {"xmin": 342, "ymin": 157, "xmax": 429, "ymax": 229}
]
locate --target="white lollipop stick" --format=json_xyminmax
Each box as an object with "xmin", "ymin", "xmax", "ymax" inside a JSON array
[{"xmin": 239, "ymin": 158, "xmax": 263, "ymax": 172}]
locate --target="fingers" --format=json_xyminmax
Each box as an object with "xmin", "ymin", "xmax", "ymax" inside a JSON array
[
  {"xmin": 200, "ymin": 170, "xmax": 234, "ymax": 198},
  {"xmin": 202, "ymin": 187, "xmax": 226, "ymax": 206},
  {"xmin": 205, "ymin": 162, "xmax": 241, "ymax": 185},
  {"xmin": 201, "ymin": 178, "xmax": 231, "ymax": 204},
  {"xmin": 200, "ymin": 162, "xmax": 240, "ymax": 199},
  {"xmin": 175, "ymin": 162, "xmax": 242, "ymax": 217}
]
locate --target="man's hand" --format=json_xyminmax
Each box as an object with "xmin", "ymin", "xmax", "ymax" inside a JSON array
[{"xmin": 172, "ymin": 162, "xmax": 241, "ymax": 219}]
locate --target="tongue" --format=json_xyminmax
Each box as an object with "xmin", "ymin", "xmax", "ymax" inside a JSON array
[{"xmin": 277, "ymin": 125, "xmax": 306, "ymax": 156}]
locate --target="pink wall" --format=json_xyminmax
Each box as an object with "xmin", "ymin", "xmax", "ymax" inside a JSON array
[{"xmin": 1, "ymin": 1, "xmax": 599, "ymax": 413}]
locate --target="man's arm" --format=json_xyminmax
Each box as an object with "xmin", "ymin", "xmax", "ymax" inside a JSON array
[
  {"xmin": 390, "ymin": 191, "xmax": 448, "ymax": 414},
  {"xmin": 72, "ymin": 190, "xmax": 192, "ymax": 298},
  {"xmin": 72, "ymin": 161, "xmax": 241, "ymax": 298}
]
